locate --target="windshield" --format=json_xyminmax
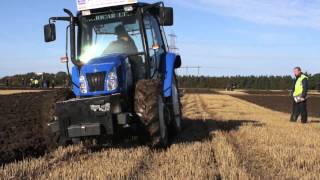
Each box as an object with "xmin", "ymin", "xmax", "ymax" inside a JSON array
[{"xmin": 79, "ymin": 12, "xmax": 144, "ymax": 63}]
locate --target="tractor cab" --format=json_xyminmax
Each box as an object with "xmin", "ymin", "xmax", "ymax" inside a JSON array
[
  {"xmin": 44, "ymin": 1, "xmax": 182, "ymax": 148},
  {"xmin": 45, "ymin": 2, "xmax": 174, "ymax": 97}
]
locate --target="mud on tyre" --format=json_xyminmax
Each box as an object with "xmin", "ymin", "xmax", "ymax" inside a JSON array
[{"xmin": 134, "ymin": 79, "xmax": 168, "ymax": 148}]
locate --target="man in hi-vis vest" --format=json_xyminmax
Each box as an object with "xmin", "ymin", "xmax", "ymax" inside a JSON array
[{"xmin": 290, "ymin": 67, "xmax": 309, "ymax": 123}]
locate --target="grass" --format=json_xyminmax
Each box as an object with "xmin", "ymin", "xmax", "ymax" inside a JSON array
[{"xmin": 1, "ymin": 93, "xmax": 320, "ymax": 179}]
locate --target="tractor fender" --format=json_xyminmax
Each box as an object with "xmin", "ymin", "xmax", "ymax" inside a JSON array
[{"xmin": 163, "ymin": 53, "xmax": 182, "ymax": 97}]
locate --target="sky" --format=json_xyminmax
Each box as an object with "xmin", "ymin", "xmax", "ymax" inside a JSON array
[{"xmin": 0, "ymin": 0, "xmax": 320, "ymax": 77}]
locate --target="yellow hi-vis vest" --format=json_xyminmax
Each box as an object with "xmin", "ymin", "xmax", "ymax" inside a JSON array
[{"xmin": 293, "ymin": 74, "xmax": 308, "ymax": 97}]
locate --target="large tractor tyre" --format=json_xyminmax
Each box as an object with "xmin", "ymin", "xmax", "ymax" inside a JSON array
[
  {"xmin": 135, "ymin": 79, "xmax": 168, "ymax": 148},
  {"xmin": 169, "ymin": 75, "xmax": 183, "ymax": 135}
]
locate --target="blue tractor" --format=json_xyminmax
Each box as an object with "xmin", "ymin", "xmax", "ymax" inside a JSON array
[{"xmin": 44, "ymin": 1, "xmax": 182, "ymax": 147}]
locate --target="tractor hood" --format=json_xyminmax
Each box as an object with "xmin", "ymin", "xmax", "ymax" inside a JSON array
[
  {"xmin": 72, "ymin": 54, "xmax": 128, "ymax": 97},
  {"xmin": 86, "ymin": 54, "xmax": 127, "ymax": 67}
]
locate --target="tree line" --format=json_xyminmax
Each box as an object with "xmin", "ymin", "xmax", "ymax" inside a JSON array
[
  {"xmin": 0, "ymin": 72, "xmax": 68, "ymax": 87},
  {"xmin": 178, "ymin": 73, "xmax": 320, "ymax": 90},
  {"xmin": 1, "ymin": 72, "xmax": 320, "ymax": 90}
]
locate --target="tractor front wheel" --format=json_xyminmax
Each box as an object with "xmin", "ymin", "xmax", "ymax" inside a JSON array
[{"xmin": 135, "ymin": 79, "xmax": 168, "ymax": 148}]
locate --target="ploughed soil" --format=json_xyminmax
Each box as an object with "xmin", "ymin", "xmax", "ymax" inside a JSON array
[
  {"xmin": 0, "ymin": 89, "xmax": 72, "ymax": 164},
  {"xmin": 231, "ymin": 94, "xmax": 320, "ymax": 118}
]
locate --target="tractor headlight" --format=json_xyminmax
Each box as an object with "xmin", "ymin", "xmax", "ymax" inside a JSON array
[
  {"xmin": 107, "ymin": 68, "xmax": 118, "ymax": 91},
  {"xmin": 79, "ymin": 75, "xmax": 87, "ymax": 94}
]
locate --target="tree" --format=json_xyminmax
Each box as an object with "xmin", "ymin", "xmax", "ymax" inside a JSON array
[{"xmin": 178, "ymin": 74, "xmax": 320, "ymax": 90}]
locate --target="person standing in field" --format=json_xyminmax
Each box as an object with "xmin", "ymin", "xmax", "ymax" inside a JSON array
[
  {"xmin": 34, "ymin": 79, "xmax": 39, "ymax": 88},
  {"xmin": 51, "ymin": 79, "xmax": 55, "ymax": 89},
  {"xmin": 290, "ymin": 67, "xmax": 309, "ymax": 123}
]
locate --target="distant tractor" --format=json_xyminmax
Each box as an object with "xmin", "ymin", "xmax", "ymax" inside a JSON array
[
  {"xmin": 225, "ymin": 83, "xmax": 237, "ymax": 91},
  {"xmin": 44, "ymin": 0, "xmax": 182, "ymax": 147}
]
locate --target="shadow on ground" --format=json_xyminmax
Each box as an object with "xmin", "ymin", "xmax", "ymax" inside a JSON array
[
  {"xmin": 174, "ymin": 118, "xmax": 263, "ymax": 144},
  {"xmin": 73, "ymin": 118, "xmax": 264, "ymax": 154},
  {"xmin": 1, "ymin": 114, "xmax": 262, "ymax": 165}
]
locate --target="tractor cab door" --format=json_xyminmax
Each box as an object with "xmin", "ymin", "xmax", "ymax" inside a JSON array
[{"xmin": 143, "ymin": 14, "xmax": 166, "ymax": 79}]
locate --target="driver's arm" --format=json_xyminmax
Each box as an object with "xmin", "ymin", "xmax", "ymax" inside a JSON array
[{"xmin": 128, "ymin": 38, "xmax": 139, "ymax": 55}]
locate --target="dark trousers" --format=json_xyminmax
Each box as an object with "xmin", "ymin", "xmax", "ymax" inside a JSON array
[{"xmin": 290, "ymin": 100, "xmax": 308, "ymax": 123}]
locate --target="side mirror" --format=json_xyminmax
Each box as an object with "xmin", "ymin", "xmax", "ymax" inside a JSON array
[
  {"xmin": 174, "ymin": 55, "xmax": 182, "ymax": 69},
  {"xmin": 159, "ymin": 7, "xmax": 173, "ymax": 26},
  {"xmin": 44, "ymin": 23, "xmax": 56, "ymax": 42}
]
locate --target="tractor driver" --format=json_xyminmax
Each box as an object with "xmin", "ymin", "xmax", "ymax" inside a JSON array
[
  {"xmin": 104, "ymin": 25, "xmax": 145, "ymax": 82},
  {"xmin": 103, "ymin": 25, "xmax": 138, "ymax": 55}
]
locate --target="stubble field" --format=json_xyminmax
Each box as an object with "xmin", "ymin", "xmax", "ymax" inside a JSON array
[{"xmin": 1, "ymin": 90, "xmax": 320, "ymax": 179}]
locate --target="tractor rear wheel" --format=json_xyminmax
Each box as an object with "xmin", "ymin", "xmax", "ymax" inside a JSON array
[
  {"xmin": 170, "ymin": 75, "xmax": 182, "ymax": 135},
  {"xmin": 135, "ymin": 79, "xmax": 168, "ymax": 148}
]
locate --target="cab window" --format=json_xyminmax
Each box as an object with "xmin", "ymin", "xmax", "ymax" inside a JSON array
[{"xmin": 144, "ymin": 14, "xmax": 165, "ymax": 77}]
